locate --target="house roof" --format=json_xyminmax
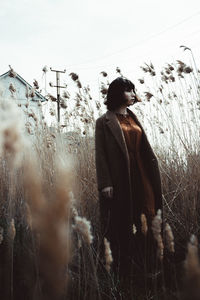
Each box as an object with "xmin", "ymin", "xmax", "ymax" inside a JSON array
[{"xmin": 0, "ymin": 70, "xmax": 47, "ymax": 102}]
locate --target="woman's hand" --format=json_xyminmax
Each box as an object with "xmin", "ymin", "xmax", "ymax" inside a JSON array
[{"xmin": 101, "ymin": 186, "xmax": 113, "ymax": 199}]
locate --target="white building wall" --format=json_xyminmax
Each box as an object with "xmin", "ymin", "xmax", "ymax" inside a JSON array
[{"xmin": 0, "ymin": 74, "xmax": 45, "ymax": 127}]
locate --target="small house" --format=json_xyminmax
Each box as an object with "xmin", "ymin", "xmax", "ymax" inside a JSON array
[{"xmin": 0, "ymin": 69, "xmax": 47, "ymax": 125}]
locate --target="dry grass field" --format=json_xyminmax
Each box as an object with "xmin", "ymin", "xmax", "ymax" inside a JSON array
[{"xmin": 0, "ymin": 58, "xmax": 200, "ymax": 300}]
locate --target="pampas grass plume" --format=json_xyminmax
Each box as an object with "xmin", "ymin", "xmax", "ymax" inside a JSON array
[
  {"xmin": 183, "ymin": 234, "xmax": 200, "ymax": 300},
  {"xmin": 74, "ymin": 216, "xmax": 93, "ymax": 245},
  {"xmin": 141, "ymin": 213, "xmax": 148, "ymax": 235},
  {"xmin": 133, "ymin": 224, "xmax": 137, "ymax": 235},
  {"xmin": 9, "ymin": 219, "xmax": 16, "ymax": 240},
  {"xmin": 152, "ymin": 209, "xmax": 164, "ymax": 260},
  {"xmin": 165, "ymin": 223, "xmax": 175, "ymax": 253},
  {"xmin": 104, "ymin": 237, "xmax": 113, "ymax": 273}
]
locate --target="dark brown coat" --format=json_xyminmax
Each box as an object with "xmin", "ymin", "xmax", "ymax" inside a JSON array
[{"xmin": 95, "ymin": 108, "xmax": 163, "ymax": 273}]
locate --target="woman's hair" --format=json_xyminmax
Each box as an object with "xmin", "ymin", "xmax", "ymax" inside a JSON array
[{"xmin": 104, "ymin": 77, "xmax": 136, "ymax": 111}]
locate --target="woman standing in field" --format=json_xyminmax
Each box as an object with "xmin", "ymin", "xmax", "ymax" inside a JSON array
[{"xmin": 95, "ymin": 77, "xmax": 163, "ymax": 280}]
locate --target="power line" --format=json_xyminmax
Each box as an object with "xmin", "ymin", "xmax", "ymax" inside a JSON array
[
  {"xmin": 67, "ymin": 27, "xmax": 200, "ymax": 72},
  {"xmin": 67, "ymin": 11, "xmax": 200, "ymax": 69},
  {"xmin": 38, "ymin": 14, "xmax": 200, "ymax": 98}
]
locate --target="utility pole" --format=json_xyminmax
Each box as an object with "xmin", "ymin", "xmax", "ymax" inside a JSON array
[{"xmin": 50, "ymin": 68, "xmax": 66, "ymax": 123}]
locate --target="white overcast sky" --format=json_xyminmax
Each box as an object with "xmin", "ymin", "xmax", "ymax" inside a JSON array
[{"xmin": 0, "ymin": 0, "xmax": 200, "ymax": 97}]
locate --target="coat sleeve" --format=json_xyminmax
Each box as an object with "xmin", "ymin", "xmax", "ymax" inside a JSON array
[{"xmin": 95, "ymin": 117, "xmax": 112, "ymax": 191}]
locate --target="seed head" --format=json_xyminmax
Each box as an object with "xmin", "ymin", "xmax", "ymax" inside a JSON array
[
  {"xmin": 73, "ymin": 216, "xmax": 93, "ymax": 245},
  {"xmin": 69, "ymin": 72, "xmax": 79, "ymax": 81},
  {"xmin": 9, "ymin": 83, "xmax": 16, "ymax": 94},
  {"xmin": 169, "ymin": 75, "xmax": 175, "ymax": 82},
  {"xmin": 100, "ymin": 86, "xmax": 108, "ymax": 95},
  {"xmin": 29, "ymin": 88, "xmax": 35, "ymax": 98},
  {"xmin": 132, "ymin": 224, "xmax": 137, "ymax": 235},
  {"xmin": 183, "ymin": 66, "xmax": 193, "ymax": 74},
  {"xmin": 138, "ymin": 78, "xmax": 144, "ymax": 84},
  {"xmin": 76, "ymin": 80, "xmax": 82, "ymax": 88},
  {"xmin": 63, "ymin": 91, "xmax": 70, "ymax": 99},
  {"xmin": 48, "ymin": 94, "xmax": 57, "ymax": 102},
  {"xmin": 141, "ymin": 213, "xmax": 148, "ymax": 235},
  {"xmin": 9, "ymin": 218, "xmax": 16, "ymax": 240},
  {"xmin": 184, "ymin": 234, "xmax": 200, "ymax": 299},
  {"xmin": 33, "ymin": 79, "xmax": 39, "ymax": 90},
  {"xmin": 42, "ymin": 65, "xmax": 48, "ymax": 73},
  {"xmin": 8, "ymin": 65, "xmax": 17, "ymax": 77},
  {"xmin": 60, "ymin": 99, "xmax": 67, "ymax": 109},
  {"xmin": 152, "ymin": 209, "xmax": 164, "ymax": 260},
  {"xmin": 168, "ymin": 64, "xmax": 174, "ymax": 71},
  {"xmin": 104, "ymin": 237, "xmax": 113, "ymax": 272},
  {"xmin": 100, "ymin": 71, "xmax": 108, "ymax": 77},
  {"xmin": 144, "ymin": 92, "xmax": 153, "ymax": 101},
  {"xmin": 116, "ymin": 67, "xmax": 121, "ymax": 74},
  {"xmin": 165, "ymin": 223, "xmax": 175, "ymax": 253}
]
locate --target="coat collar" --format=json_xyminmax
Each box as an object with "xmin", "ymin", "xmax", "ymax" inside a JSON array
[
  {"xmin": 105, "ymin": 107, "xmax": 137, "ymax": 122},
  {"xmin": 104, "ymin": 108, "xmax": 155, "ymax": 176},
  {"xmin": 105, "ymin": 108, "xmax": 134, "ymax": 167}
]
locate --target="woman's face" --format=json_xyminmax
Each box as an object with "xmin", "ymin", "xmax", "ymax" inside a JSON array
[{"xmin": 123, "ymin": 88, "xmax": 136, "ymax": 106}]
